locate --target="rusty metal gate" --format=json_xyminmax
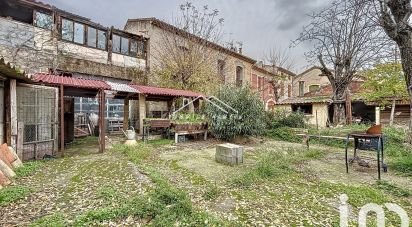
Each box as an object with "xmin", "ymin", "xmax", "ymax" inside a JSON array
[{"xmin": 16, "ymin": 83, "xmax": 58, "ymax": 160}]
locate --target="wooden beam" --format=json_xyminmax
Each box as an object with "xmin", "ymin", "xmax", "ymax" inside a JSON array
[
  {"xmin": 10, "ymin": 79, "xmax": 17, "ymax": 149},
  {"xmin": 60, "ymin": 85, "xmax": 64, "ymax": 156},
  {"xmin": 98, "ymin": 90, "xmax": 106, "ymax": 153},
  {"xmin": 16, "ymin": 122, "xmax": 23, "ymax": 161},
  {"xmin": 123, "ymin": 98, "xmax": 129, "ymax": 130}
]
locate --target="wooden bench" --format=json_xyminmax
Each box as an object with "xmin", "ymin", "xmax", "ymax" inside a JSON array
[{"xmin": 296, "ymin": 134, "xmax": 354, "ymax": 149}]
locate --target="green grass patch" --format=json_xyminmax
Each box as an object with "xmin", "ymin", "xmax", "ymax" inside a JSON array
[
  {"xmin": 111, "ymin": 143, "xmax": 151, "ymax": 164},
  {"xmin": 0, "ymin": 186, "xmax": 31, "ymax": 206},
  {"xmin": 147, "ymin": 139, "xmax": 173, "ymax": 147},
  {"xmin": 376, "ymin": 180, "xmax": 411, "ymax": 197},
  {"xmin": 30, "ymin": 213, "xmax": 65, "ymax": 227},
  {"xmin": 231, "ymin": 148, "xmax": 326, "ymax": 188},
  {"xmin": 14, "ymin": 161, "xmax": 44, "ymax": 178},
  {"xmin": 266, "ymin": 127, "xmax": 300, "ymax": 143},
  {"xmin": 202, "ymin": 183, "xmax": 221, "ymax": 201}
]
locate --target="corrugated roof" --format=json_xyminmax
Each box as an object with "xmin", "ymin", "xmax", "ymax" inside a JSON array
[
  {"xmin": 130, "ymin": 84, "xmax": 202, "ymax": 97},
  {"xmin": 106, "ymin": 81, "xmax": 137, "ymax": 93},
  {"xmin": 32, "ymin": 73, "xmax": 111, "ymax": 90}
]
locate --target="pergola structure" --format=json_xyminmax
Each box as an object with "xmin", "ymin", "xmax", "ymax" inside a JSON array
[{"xmin": 31, "ymin": 73, "xmax": 202, "ymax": 154}]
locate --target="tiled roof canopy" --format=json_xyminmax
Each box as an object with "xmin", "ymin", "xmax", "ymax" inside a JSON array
[{"xmin": 32, "ymin": 73, "xmax": 111, "ymax": 90}]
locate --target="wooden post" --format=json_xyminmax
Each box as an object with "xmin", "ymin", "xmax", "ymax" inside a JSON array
[
  {"xmin": 60, "ymin": 85, "xmax": 64, "ymax": 156},
  {"xmin": 16, "ymin": 122, "xmax": 23, "ymax": 161},
  {"xmin": 98, "ymin": 90, "xmax": 106, "ymax": 153},
  {"xmin": 138, "ymin": 93, "xmax": 146, "ymax": 134},
  {"xmin": 123, "ymin": 98, "xmax": 129, "ymax": 130},
  {"xmin": 10, "ymin": 79, "xmax": 17, "ymax": 150},
  {"xmin": 375, "ymin": 106, "xmax": 381, "ymax": 125}
]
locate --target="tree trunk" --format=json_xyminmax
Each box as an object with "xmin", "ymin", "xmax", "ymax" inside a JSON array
[
  {"xmin": 389, "ymin": 99, "xmax": 396, "ymax": 126},
  {"xmin": 333, "ymin": 102, "xmax": 346, "ymax": 125},
  {"xmin": 398, "ymin": 46, "xmax": 412, "ymax": 142}
]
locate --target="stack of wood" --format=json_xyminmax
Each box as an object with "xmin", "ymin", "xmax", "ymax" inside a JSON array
[{"xmin": 0, "ymin": 144, "xmax": 23, "ymax": 189}]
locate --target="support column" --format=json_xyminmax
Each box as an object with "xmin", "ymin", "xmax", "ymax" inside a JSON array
[
  {"xmin": 375, "ymin": 106, "xmax": 381, "ymax": 125},
  {"xmin": 98, "ymin": 90, "xmax": 106, "ymax": 153},
  {"xmin": 123, "ymin": 98, "xmax": 129, "ymax": 130},
  {"xmin": 10, "ymin": 79, "xmax": 17, "ymax": 150},
  {"xmin": 59, "ymin": 85, "xmax": 64, "ymax": 156},
  {"xmin": 138, "ymin": 93, "xmax": 146, "ymax": 134}
]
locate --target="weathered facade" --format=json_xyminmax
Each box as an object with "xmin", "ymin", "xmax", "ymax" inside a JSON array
[
  {"xmin": 292, "ymin": 66, "xmax": 330, "ymax": 97},
  {"xmin": 0, "ymin": 0, "xmax": 148, "ymax": 82}
]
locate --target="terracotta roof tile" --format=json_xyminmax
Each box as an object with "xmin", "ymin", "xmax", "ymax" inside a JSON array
[{"xmin": 32, "ymin": 73, "xmax": 111, "ymax": 90}]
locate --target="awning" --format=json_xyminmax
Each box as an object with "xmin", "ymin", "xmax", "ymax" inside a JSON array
[
  {"xmin": 106, "ymin": 81, "xmax": 137, "ymax": 93},
  {"xmin": 32, "ymin": 73, "xmax": 111, "ymax": 90},
  {"xmin": 130, "ymin": 84, "xmax": 202, "ymax": 98}
]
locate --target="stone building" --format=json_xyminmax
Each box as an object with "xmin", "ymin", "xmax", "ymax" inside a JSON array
[{"xmin": 292, "ymin": 66, "xmax": 330, "ymax": 97}]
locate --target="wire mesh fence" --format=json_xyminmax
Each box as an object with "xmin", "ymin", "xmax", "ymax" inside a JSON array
[{"xmin": 16, "ymin": 84, "xmax": 58, "ymax": 160}]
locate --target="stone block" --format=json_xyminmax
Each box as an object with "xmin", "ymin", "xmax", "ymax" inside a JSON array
[{"xmin": 215, "ymin": 143, "xmax": 244, "ymax": 166}]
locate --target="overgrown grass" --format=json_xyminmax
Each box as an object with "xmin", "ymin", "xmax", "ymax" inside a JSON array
[
  {"xmin": 0, "ymin": 186, "xmax": 31, "ymax": 206},
  {"xmin": 376, "ymin": 180, "xmax": 411, "ymax": 197},
  {"xmin": 80, "ymin": 142, "xmax": 226, "ymax": 226},
  {"xmin": 266, "ymin": 127, "xmax": 300, "ymax": 143},
  {"xmin": 31, "ymin": 213, "xmax": 65, "ymax": 227},
  {"xmin": 231, "ymin": 148, "xmax": 326, "ymax": 188},
  {"xmin": 14, "ymin": 161, "xmax": 44, "ymax": 178}
]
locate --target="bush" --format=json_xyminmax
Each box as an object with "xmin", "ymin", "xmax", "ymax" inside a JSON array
[
  {"xmin": 204, "ymin": 85, "xmax": 266, "ymax": 140},
  {"xmin": 267, "ymin": 110, "xmax": 306, "ymax": 129},
  {"xmin": 266, "ymin": 127, "xmax": 300, "ymax": 142}
]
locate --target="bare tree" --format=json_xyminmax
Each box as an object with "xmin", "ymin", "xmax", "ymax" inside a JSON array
[
  {"xmin": 152, "ymin": 2, "xmax": 226, "ymax": 93},
  {"xmin": 295, "ymin": 0, "xmax": 390, "ymax": 124},
  {"xmin": 264, "ymin": 47, "xmax": 295, "ymax": 102},
  {"xmin": 378, "ymin": 0, "xmax": 412, "ymax": 134}
]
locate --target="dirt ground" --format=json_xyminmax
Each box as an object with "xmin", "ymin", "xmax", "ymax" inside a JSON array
[{"xmin": 0, "ymin": 137, "xmax": 411, "ymax": 226}]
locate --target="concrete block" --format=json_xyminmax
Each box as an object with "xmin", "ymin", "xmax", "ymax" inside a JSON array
[{"xmin": 215, "ymin": 143, "xmax": 244, "ymax": 166}]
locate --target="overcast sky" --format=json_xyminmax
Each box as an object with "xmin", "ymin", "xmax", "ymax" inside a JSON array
[{"xmin": 41, "ymin": 0, "xmax": 331, "ymax": 73}]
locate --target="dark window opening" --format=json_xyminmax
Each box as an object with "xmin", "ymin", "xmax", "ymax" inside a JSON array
[
  {"xmin": 292, "ymin": 104, "xmax": 312, "ymax": 115},
  {"xmin": 130, "ymin": 40, "xmax": 138, "ymax": 56},
  {"xmin": 218, "ymin": 60, "xmax": 225, "ymax": 82},
  {"xmin": 236, "ymin": 66, "xmax": 243, "ymax": 87},
  {"xmin": 34, "ymin": 11, "xmax": 52, "ymax": 30},
  {"xmin": 137, "ymin": 40, "xmax": 145, "ymax": 57},
  {"xmin": 0, "ymin": 1, "xmax": 33, "ymax": 24},
  {"xmin": 288, "ymin": 85, "xmax": 291, "ymax": 97},
  {"xmin": 299, "ymin": 81, "xmax": 305, "ymax": 96},
  {"xmin": 120, "ymin": 37, "xmax": 129, "ymax": 55}
]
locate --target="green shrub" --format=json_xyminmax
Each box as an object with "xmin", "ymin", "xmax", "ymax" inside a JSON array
[
  {"xmin": 205, "ymin": 85, "xmax": 266, "ymax": 140},
  {"xmin": 0, "ymin": 186, "xmax": 31, "ymax": 206},
  {"xmin": 267, "ymin": 110, "xmax": 306, "ymax": 129},
  {"xmin": 266, "ymin": 127, "xmax": 300, "ymax": 142}
]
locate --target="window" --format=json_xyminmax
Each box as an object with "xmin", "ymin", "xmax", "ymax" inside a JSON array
[
  {"xmin": 258, "ymin": 77, "xmax": 264, "ymax": 91},
  {"xmin": 97, "ymin": 30, "xmax": 107, "ymax": 49},
  {"xmin": 73, "ymin": 22, "xmax": 85, "ymax": 44},
  {"xmin": 130, "ymin": 40, "xmax": 138, "ymax": 56},
  {"xmin": 137, "ymin": 41, "xmax": 145, "ymax": 57},
  {"xmin": 288, "ymin": 85, "xmax": 291, "ymax": 97},
  {"xmin": 120, "ymin": 37, "xmax": 129, "ymax": 55},
  {"xmin": 309, "ymin": 84, "xmax": 320, "ymax": 92},
  {"xmin": 217, "ymin": 60, "xmax": 225, "ymax": 82},
  {"xmin": 87, "ymin": 27, "xmax": 97, "ymax": 47},
  {"xmin": 292, "ymin": 104, "xmax": 313, "ymax": 115},
  {"xmin": 112, "ymin": 34, "xmax": 121, "ymax": 53},
  {"xmin": 280, "ymin": 82, "xmax": 285, "ymax": 96},
  {"xmin": 236, "ymin": 66, "xmax": 244, "ymax": 87},
  {"xmin": 34, "ymin": 11, "xmax": 53, "ymax": 30},
  {"xmin": 298, "ymin": 81, "xmax": 305, "ymax": 96},
  {"xmin": 61, "ymin": 18, "xmax": 74, "ymax": 41}
]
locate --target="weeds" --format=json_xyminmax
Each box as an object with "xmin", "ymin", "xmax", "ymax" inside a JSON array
[
  {"xmin": 14, "ymin": 161, "xmax": 44, "ymax": 178},
  {"xmin": 30, "ymin": 213, "xmax": 65, "ymax": 227},
  {"xmin": 202, "ymin": 183, "xmax": 221, "ymax": 201},
  {"xmin": 0, "ymin": 186, "xmax": 31, "ymax": 206},
  {"xmin": 376, "ymin": 180, "xmax": 411, "ymax": 197}
]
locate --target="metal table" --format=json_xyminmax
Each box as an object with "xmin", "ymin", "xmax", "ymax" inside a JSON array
[{"xmin": 345, "ymin": 132, "xmax": 386, "ymax": 180}]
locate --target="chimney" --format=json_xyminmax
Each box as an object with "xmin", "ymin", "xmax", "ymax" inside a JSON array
[{"xmin": 239, "ymin": 47, "xmax": 242, "ymax": 54}]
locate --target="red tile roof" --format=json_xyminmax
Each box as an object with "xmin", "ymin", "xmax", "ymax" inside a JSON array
[
  {"xmin": 32, "ymin": 73, "xmax": 111, "ymax": 90},
  {"xmin": 130, "ymin": 84, "xmax": 202, "ymax": 97},
  {"xmin": 304, "ymin": 81, "xmax": 364, "ymax": 97}
]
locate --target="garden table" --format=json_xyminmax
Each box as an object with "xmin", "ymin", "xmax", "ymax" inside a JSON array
[{"xmin": 344, "ymin": 132, "xmax": 386, "ymax": 180}]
